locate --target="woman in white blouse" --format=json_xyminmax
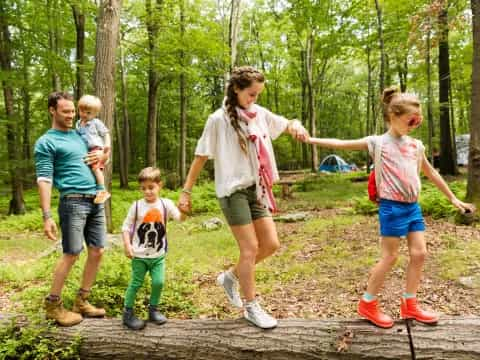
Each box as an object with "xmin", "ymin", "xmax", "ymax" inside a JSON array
[{"xmin": 178, "ymin": 66, "xmax": 308, "ymax": 329}]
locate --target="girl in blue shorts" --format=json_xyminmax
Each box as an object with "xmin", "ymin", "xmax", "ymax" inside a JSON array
[{"xmin": 306, "ymin": 86, "xmax": 475, "ymax": 328}]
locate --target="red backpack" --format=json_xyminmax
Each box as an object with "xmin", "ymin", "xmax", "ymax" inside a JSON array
[{"xmin": 368, "ymin": 170, "xmax": 378, "ymax": 203}]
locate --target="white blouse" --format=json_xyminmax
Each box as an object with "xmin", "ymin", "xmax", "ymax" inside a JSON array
[{"xmin": 195, "ymin": 104, "xmax": 289, "ymax": 198}]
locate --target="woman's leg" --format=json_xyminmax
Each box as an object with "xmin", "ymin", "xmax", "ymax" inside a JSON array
[
  {"xmin": 229, "ymin": 217, "xmax": 279, "ymax": 300},
  {"xmin": 252, "ymin": 217, "xmax": 280, "ymax": 264},
  {"xmin": 366, "ymin": 236, "xmax": 400, "ymax": 295},
  {"xmin": 229, "ymin": 219, "xmax": 278, "ymax": 329},
  {"xmin": 405, "ymin": 231, "xmax": 427, "ymax": 294},
  {"xmin": 229, "ymin": 223, "xmax": 259, "ymax": 302}
]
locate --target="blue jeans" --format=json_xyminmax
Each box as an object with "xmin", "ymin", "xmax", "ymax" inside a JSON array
[{"xmin": 58, "ymin": 196, "xmax": 106, "ymax": 254}]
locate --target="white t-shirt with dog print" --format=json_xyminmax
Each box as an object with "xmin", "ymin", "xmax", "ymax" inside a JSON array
[{"xmin": 121, "ymin": 198, "xmax": 181, "ymax": 259}]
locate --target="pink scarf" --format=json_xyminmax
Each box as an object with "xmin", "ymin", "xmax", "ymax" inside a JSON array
[{"xmin": 238, "ymin": 108, "xmax": 277, "ymax": 213}]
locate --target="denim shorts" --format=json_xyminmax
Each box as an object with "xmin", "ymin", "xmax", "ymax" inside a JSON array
[
  {"xmin": 58, "ymin": 196, "xmax": 106, "ymax": 254},
  {"xmin": 218, "ymin": 185, "xmax": 270, "ymax": 226},
  {"xmin": 378, "ymin": 199, "xmax": 425, "ymax": 238}
]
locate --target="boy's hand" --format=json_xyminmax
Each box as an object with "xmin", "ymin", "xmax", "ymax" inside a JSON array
[
  {"xmin": 124, "ymin": 243, "xmax": 133, "ymax": 259},
  {"xmin": 451, "ymin": 198, "xmax": 476, "ymax": 214},
  {"xmin": 178, "ymin": 192, "xmax": 192, "ymax": 214}
]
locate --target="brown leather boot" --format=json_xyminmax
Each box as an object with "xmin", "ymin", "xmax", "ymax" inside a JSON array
[
  {"xmin": 44, "ymin": 297, "xmax": 83, "ymax": 327},
  {"xmin": 72, "ymin": 291, "xmax": 106, "ymax": 318}
]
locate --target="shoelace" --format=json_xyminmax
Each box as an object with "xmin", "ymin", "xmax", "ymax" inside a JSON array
[{"xmin": 248, "ymin": 303, "xmax": 269, "ymax": 318}]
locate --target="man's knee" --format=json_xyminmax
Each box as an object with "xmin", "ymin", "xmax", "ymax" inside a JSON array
[
  {"xmin": 88, "ymin": 247, "xmax": 104, "ymax": 261},
  {"xmin": 62, "ymin": 253, "xmax": 80, "ymax": 265}
]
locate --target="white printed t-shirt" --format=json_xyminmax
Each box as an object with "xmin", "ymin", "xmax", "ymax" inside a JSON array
[
  {"xmin": 366, "ymin": 133, "xmax": 425, "ymax": 203},
  {"xmin": 121, "ymin": 198, "xmax": 181, "ymax": 259}
]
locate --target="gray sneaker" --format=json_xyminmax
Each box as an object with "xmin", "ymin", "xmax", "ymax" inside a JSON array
[
  {"xmin": 216, "ymin": 271, "xmax": 243, "ymax": 308},
  {"xmin": 244, "ymin": 300, "xmax": 277, "ymax": 329}
]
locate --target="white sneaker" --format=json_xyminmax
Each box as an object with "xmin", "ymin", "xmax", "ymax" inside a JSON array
[
  {"xmin": 216, "ymin": 271, "xmax": 243, "ymax": 308},
  {"xmin": 244, "ymin": 300, "xmax": 278, "ymax": 329}
]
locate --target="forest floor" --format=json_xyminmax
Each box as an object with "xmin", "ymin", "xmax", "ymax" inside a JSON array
[{"xmin": 1, "ymin": 172, "xmax": 479, "ymax": 322}]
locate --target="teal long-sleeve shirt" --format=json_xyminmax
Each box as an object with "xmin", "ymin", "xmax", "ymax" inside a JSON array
[{"xmin": 34, "ymin": 129, "xmax": 97, "ymax": 197}]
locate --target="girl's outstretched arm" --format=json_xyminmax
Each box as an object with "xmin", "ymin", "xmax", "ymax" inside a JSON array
[
  {"xmin": 421, "ymin": 153, "xmax": 476, "ymax": 213},
  {"xmin": 307, "ymin": 137, "xmax": 368, "ymax": 151}
]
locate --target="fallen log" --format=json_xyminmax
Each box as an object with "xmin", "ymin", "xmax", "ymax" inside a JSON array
[{"xmin": 4, "ymin": 316, "xmax": 480, "ymax": 359}]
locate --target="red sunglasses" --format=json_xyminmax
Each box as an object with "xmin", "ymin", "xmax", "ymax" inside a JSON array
[{"xmin": 408, "ymin": 115, "xmax": 422, "ymax": 127}]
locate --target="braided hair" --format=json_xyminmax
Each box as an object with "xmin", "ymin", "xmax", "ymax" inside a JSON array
[{"xmin": 225, "ymin": 66, "xmax": 265, "ymax": 154}]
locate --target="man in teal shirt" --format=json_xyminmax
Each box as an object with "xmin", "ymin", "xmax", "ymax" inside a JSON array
[{"xmin": 35, "ymin": 92, "xmax": 109, "ymax": 326}]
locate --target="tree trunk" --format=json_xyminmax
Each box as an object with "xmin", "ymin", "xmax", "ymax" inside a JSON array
[
  {"xmin": 118, "ymin": 34, "xmax": 129, "ymax": 189},
  {"xmin": 20, "ymin": 23, "xmax": 31, "ymax": 164},
  {"xmin": 374, "ymin": 0, "xmax": 386, "ymax": 131},
  {"xmin": 366, "ymin": 42, "xmax": 372, "ymax": 172},
  {"xmin": 449, "ymin": 77, "xmax": 458, "ymax": 169},
  {"xmin": 179, "ymin": 0, "xmax": 187, "ymax": 184},
  {"xmin": 46, "ymin": 0, "xmax": 62, "ymax": 91},
  {"xmin": 0, "ymin": 0, "xmax": 26, "ymax": 215},
  {"xmin": 300, "ymin": 49, "xmax": 309, "ymax": 169},
  {"xmin": 145, "ymin": 0, "xmax": 163, "ymax": 167},
  {"xmin": 306, "ymin": 32, "xmax": 318, "ymax": 172},
  {"xmin": 427, "ymin": 22, "xmax": 435, "ymax": 163},
  {"xmin": 229, "ymin": 0, "xmax": 241, "ymax": 71},
  {"xmin": 397, "ymin": 54, "xmax": 408, "ymax": 92},
  {"xmin": 21, "ymin": 317, "xmax": 480, "ymax": 359},
  {"xmin": 438, "ymin": 4, "xmax": 457, "ymax": 175},
  {"xmin": 467, "ymin": 0, "xmax": 480, "ymax": 207},
  {"xmin": 72, "ymin": 4, "xmax": 85, "ymax": 101},
  {"xmin": 93, "ymin": 0, "xmax": 122, "ymax": 232}
]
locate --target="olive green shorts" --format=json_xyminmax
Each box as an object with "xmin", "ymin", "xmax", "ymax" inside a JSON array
[{"xmin": 218, "ymin": 185, "xmax": 271, "ymax": 226}]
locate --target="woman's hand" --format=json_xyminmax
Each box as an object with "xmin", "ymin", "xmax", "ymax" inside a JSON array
[
  {"xmin": 288, "ymin": 119, "xmax": 309, "ymax": 142},
  {"xmin": 178, "ymin": 192, "xmax": 192, "ymax": 214}
]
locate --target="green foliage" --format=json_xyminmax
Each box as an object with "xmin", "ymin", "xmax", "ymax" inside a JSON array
[
  {"xmin": 419, "ymin": 180, "xmax": 466, "ymax": 219},
  {"xmin": 352, "ymin": 196, "xmax": 378, "ymax": 215},
  {"xmin": 0, "ymin": 319, "xmax": 81, "ymax": 360},
  {"xmin": 437, "ymin": 239, "xmax": 480, "ymax": 280}
]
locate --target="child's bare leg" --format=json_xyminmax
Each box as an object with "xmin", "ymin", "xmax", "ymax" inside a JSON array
[
  {"xmin": 366, "ymin": 236, "xmax": 400, "ymax": 295},
  {"xmin": 93, "ymin": 168, "xmax": 110, "ymax": 204},
  {"xmin": 400, "ymin": 230, "xmax": 437, "ymax": 323},
  {"xmin": 93, "ymin": 167, "xmax": 105, "ymax": 188},
  {"xmin": 405, "ymin": 231, "xmax": 427, "ymax": 294}
]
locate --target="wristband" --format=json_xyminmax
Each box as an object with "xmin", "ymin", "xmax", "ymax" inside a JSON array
[{"xmin": 42, "ymin": 210, "xmax": 52, "ymax": 220}]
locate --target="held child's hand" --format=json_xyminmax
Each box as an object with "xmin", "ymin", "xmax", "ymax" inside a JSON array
[
  {"xmin": 451, "ymin": 198, "xmax": 476, "ymax": 214},
  {"xmin": 178, "ymin": 192, "xmax": 192, "ymax": 214}
]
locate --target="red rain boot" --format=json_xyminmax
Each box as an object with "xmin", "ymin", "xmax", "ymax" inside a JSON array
[
  {"xmin": 400, "ymin": 297, "xmax": 438, "ymax": 324},
  {"xmin": 358, "ymin": 298, "xmax": 394, "ymax": 328}
]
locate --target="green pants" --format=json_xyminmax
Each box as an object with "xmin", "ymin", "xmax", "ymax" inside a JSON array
[{"xmin": 124, "ymin": 256, "xmax": 165, "ymax": 308}]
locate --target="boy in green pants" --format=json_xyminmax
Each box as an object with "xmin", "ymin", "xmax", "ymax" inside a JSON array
[{"xmin": 121, "ymin": 167, "xmax": 186, "ymax": 330}]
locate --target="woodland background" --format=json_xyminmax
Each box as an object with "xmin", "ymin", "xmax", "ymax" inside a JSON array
[{"xmin": 1, "ymin": 0, "xmax": 480, "ymax": 229}]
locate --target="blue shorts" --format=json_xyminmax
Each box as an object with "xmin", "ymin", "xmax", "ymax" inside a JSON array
[
  {"xmin": 378, "ymin": 199, "xmax": 425, "ymax": 237},
  {"xmin": 58, "ymin": 196, "xmax": 106, "ymax": 254}
]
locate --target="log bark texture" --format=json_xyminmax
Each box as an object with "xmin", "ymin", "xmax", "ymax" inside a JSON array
[{"xmin": 32, "ymin": 317, "xmax": 480, "ymax": 359}]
